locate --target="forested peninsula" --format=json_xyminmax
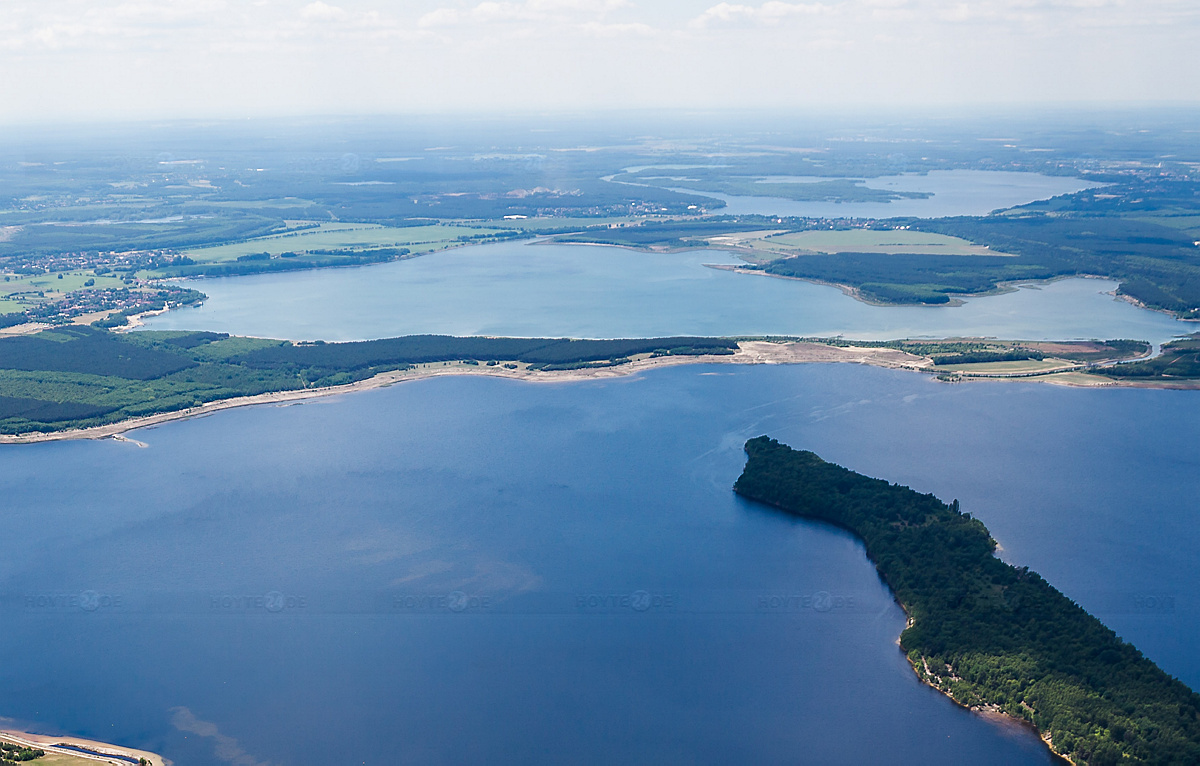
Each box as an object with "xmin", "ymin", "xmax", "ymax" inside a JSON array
[
  {"xmin": 1, "ymin": 328, "xmax": 1198, "ymax": 438},
  {"xmin": 734, "ymin": 437, "xmax": 1200, "ymax": 765},
  {"xmin": 0, "ymin": 326, "xmax": 736, "ymax": 436}
]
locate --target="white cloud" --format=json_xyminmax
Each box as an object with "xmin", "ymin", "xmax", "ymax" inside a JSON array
[
  {"xmin": 578, "ymin": 20, "xmax": 654, "ymax": 36},
  {"xmin": 300, "ymin": 2, "xmax": 349, "ymax": 22},
  {"xmin": 418, "ymin": 7, "xmax": 464, "ymax": 28},
  {"xmin": 419, "ymin": 0, "xmax": 633, "ymax": 28},
  {"xmin": 690, "ymin": 1, "xmax": 829, "ymax": 28}
]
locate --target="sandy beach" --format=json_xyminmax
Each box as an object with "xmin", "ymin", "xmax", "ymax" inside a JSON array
[
  {"xmin": 0, "ymin": 339, "xmax": 1189, "ymax": 445},
  {"xmin": 0, "ymin": 729, "xmax": 166, "ymax": 766},
  {"xmin": 0, "ymin": 341, "xmax": 928, "ymax": 445}
]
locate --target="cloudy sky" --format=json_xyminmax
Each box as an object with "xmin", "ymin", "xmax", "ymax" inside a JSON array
[{"xmin": 0, "ymin": 0, "xmax": 1196, "ymax": 122}]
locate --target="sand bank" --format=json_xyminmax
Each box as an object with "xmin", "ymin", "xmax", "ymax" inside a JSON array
[
  {"xmin": 0, "ymin": 342, "xmax": 927, "ymax": 444},
  {"xmin": 0, "ymin": 730, "xmax": 166, "ymax": 766},
  {"xmin": 0, "ymin": 339, "xmax": 1190, "ymax": 445}
]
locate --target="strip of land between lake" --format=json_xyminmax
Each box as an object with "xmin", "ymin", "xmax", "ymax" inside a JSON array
[
  {"xmin": 0, "ymin": 729, "xmax": 166, "ymax": 766},
  {"xmin": 0, "ymin": 341, "xmax": 915, "ymax": 443},
  {"xmin": 0, "ymin": 339, "xmax": 1191, "ymax": 445}
]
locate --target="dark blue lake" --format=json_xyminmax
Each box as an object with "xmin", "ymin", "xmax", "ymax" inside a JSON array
[{"xmin": 1, "ymin": 364, "xmax": 1196, "ymax": 764}]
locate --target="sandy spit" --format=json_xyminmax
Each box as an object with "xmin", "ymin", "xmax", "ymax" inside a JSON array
[
  {"xmin": 0, "ymin": 729, "xmax": 167, "ymax": 766},
  {"xmin": 0, "ymin": 342, "xmax": 927, "ymax": 444}
]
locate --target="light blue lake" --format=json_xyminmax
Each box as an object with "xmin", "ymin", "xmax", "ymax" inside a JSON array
[
  {"xmin": 672, "ymin": 169, "xmax": 1103, "ymax": 218},
  {"xmin": 141, "ymin": 239, "xmax": 1193, "ymax": 345},
  {"xmin": 1, "ymin": 364, "xmax": 1197, "ymax": 764}
]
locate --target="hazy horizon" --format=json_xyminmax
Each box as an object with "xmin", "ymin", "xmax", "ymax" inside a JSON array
[{"xmin": 1, "ymin": 0, "xmax": 1197, "ymax": 124}]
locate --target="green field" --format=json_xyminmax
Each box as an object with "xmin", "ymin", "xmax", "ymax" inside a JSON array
[
  {"xmin": 938, "ymin": 358, "xmax": 1073, "ymax": 374},
  {"xmin": 1132, "ymin": 215, "xmax": 1200, "ymax": 237},
  {"xmin": 748, "ymin": 229, "xmax": 1008, "ymax": 257},
  {"xmin": 1, "ymin": 272, "xmax": 127, "ymax": 294},
  {"xmin": 609, "ymin": 169, "xmax": 931, "ymax": 204},
  {"xmin": 1, "ymin": 271, "xmax": 131, "ymax": 318},
  {"xmin": 183, "ymin": 222, "xmax": 510, "ymax": 263},
  {"xmin": 489, "ymin": 216, "xmax": 641, "ymax": 231},
  {"xmin": 205, "ymin": 197, "xmax": 321, "ymax": 210},
  {"xmin": 33, "ymin": 751, "xmax": 110, "ymax": 765},
  {"xmin": 1038, "ymin": 371, "xmax": 1116, "ymax": 386}
]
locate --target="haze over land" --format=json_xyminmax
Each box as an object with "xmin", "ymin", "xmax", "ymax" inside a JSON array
[{"xmin": 0, "ymin": 0, "xmax": 1198, "ymax": 121}]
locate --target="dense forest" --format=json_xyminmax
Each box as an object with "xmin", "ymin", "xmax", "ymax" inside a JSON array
[
  {"xmin": 153, "ymin": 247, "xmax": 412, "ymax": 278},
  {"xmin": 0, "ymin": 327, "xmax": 736, "ymax": 434},
  {"xmin": 734, "ymin": 437, "xmax": 1200, "ymax": 765},
  {"xmin": 752, "ymin": 211, "xmax": 1200, "ymax": 316}
]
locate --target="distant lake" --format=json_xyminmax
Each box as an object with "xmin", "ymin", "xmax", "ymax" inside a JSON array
[
  {"xmin": 140, "ymin": 239, "xmax": 1192, "ymax": 345},
  {"xmin": 671, "ymin": 170, "xmax": 1102, "ymax": 218},
  {"xmin": 0, "ymin": 364, "xmax": 1197, "ymax": 764}
]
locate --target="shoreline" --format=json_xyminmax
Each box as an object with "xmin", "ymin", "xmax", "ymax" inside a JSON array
[
  {"xmin": 0, "ymin": 729, "xmax": 166, "ymax": 766},
  {"xmin": 0, "ymin": 342, "xmax": 924, "ymax": 444},
  {"xmin": 0, "ymin": 340, "xmax": 1193, "ymax": 445},
  {"xmin": 910, "ymin": 656, "xmax": 1074, "ymax": 764},
  {"xmin": 1112, "ymin": 289, "xmax": 1200, "ymax": 324},
  {"xmin": 703, "ymin": 263, "xmax": 972, "ymax": 306},
  {"xmin": 737, "ymin": 446, "xmax": 1087, "ymax": 764},
  {"xmin": 703, "ymin": 262, "xmax": 1178, "ymax": 312}
]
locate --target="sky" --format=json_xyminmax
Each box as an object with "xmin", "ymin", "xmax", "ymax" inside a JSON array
[{"xmin": 0, "ymin": 0, "xmax": 1197, "ymax": 122}]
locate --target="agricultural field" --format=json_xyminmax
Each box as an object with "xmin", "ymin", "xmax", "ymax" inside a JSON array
[
  {"xmin": 34, "ymin": 751, "xmax": 110, "ymax": 765},
  {"xmin": 609, "ymin": 168, "xmax": 931, "ymax": 203},
  {"xmin": 935, "ymin": 358, "xmax": 1075, "ymax": 374},
  {"xmin": 488, "ymin": 215, "xmax": 641, "ymax": 231},
  {"xmin": 0, "ymin": 271, "xmax": 130, "ymax": 316},
  {"xmin": 0, "ymin": 216, "xmax": 284, "ymax": 260},
  {"xmin": 1037, "ymin": 371, "xmax": 1117, "ymax": 386},
  {"xmin": 745, "ymin": 228, "xmax": 1008, "ymax": 257},
  {"xmin": 181, "ymin": 222, "xmax": 511, "ymax": 264},
  {"xmin": 1131, "ymin": 214, "xmax": 1200, "ymax": 237},
  {"xmin": 2, "ymin": 271, "xmax": 127, "ymax": 294}
]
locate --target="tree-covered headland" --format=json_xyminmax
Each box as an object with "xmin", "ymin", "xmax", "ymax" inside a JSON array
[
  {"xmin": 0, "ymin": 327, "xmax": 736, "ymax": 435},
  {"xmin": 734, "ymin": 437, "xmax": 1200, "ymax": 765}
]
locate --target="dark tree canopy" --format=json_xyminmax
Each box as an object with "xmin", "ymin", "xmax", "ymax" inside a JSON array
[{"xmin": 735, "ymin": 437, "xmax": 1200, "ymax": 765}]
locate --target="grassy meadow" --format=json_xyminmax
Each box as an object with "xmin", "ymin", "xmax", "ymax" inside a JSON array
[
  {"xmin": 182, "ymin": 222, "xmax": 510, "ymax": 263},
  {"xmin": 750, "ymin": 228, "xmax": 1008, "ymax": 256}
]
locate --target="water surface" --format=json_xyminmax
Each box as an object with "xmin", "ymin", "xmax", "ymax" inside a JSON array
[
  {"xmin": 141, "ymin": 239, "xmax": 1191, "ymax": 344},
  {"xmin": 1, "ymin": 364, "xmax": 1197, "ymax": 764},
  {"xmin": 677, "ymin": 170, "xmax": 1102, "ymax": 218}
]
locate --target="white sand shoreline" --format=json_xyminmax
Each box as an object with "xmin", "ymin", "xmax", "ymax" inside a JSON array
[
  {"xmin": 0, "ymin": 342, "xmax": 926, "ymax": 444},
  {"xmin": 0, "ymin": 339, "xmax": 1190, "ymax": 445},
  {"xmin": 0, "ymin": 729, "xmax": 166, "ymax": 766}
]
